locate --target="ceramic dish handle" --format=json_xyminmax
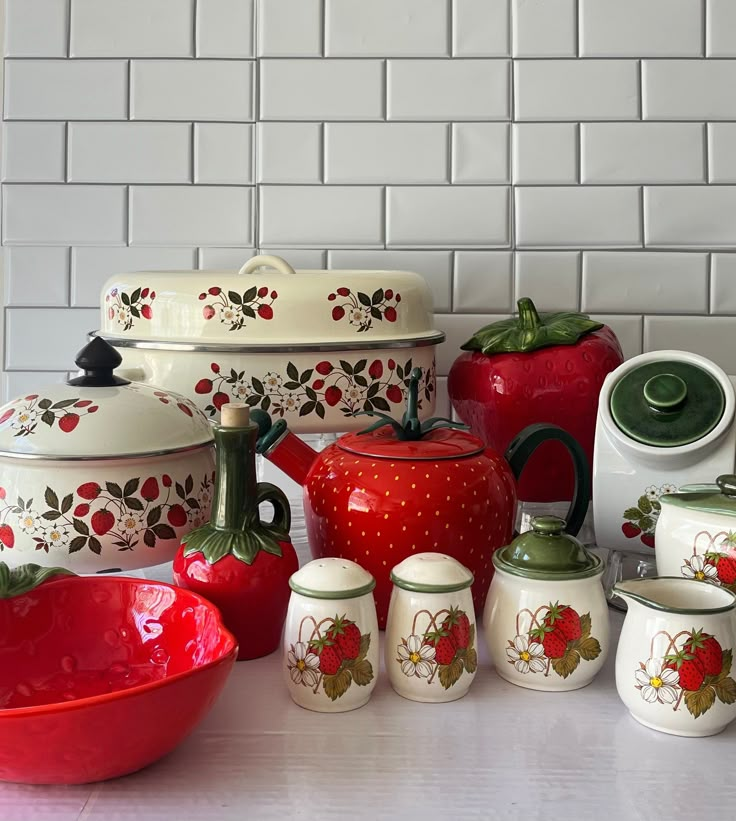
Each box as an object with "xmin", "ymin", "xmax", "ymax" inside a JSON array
[
  {"xmin": 504, "ymin": 423, "xmax": 591, "ymax": 537},
  {"xmin": 256, "ymin": 482, "xmax": 292, "ymax": 533},
  {"xmin": 0, "ymin": 562, "xmax": 74, "ymax": 599},
  {"xmin": 238, "ymin": 255, "xmax": 297, "ymax": 276}
]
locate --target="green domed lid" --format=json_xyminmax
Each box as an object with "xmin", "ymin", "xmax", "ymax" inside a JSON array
[
  {"xmin": 610, "ymin": 360, "xmax": 724, "ymax": 448},
  {"xmin": 660, "ymin": 474, "xmax": 736, "ymax": 517},
  {"xmin": 493, "ymin": 516, "xmax": 602, "ymax": 580}
]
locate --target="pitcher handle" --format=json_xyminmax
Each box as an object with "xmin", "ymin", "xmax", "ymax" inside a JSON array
[
  {"xmin": 238, "ymin": 255, "xmax": 296, "ymax": 276},
  {"xmin": 504, "ymin": 423, "xmax": 591, "ymax": 536},
  {"xmin": 256, "ymin": 482, "xmax": 291, "ymax": 534}
]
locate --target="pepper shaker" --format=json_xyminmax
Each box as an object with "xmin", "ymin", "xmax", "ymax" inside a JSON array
[
  {"xmin": 283, "ymin": 558, "xmax": 378, "ymax": 712},
  {"xmin": 386, "ymin": 553, "xmax": 477, "ymax": 703}
]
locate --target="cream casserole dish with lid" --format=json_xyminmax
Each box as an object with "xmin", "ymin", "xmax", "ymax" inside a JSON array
[
  {"xmin": 0, "ymin": 338, "xmax": 215, "ymax": 574},
  {"xmin": 92, "ymin": 254, "xmax": 445, "ymax": 433}
]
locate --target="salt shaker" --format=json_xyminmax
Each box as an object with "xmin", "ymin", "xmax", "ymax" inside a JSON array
[
  {"xmin": 283, "ymin": 557, "xmax": 378, "ymax": 712},
  {"xmin": 385, "ymin": 553, "xmax": 477, "ymax": 703}
]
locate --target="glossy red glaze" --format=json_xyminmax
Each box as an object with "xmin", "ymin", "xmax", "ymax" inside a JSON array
[
  {"xmin": 173, "ymin": 539, "xmax": 299, "ymax": 661},
  {"xmin": 448, "ymin": 326, "xmax": 623, "ymax": 502},
  {"xmin": 0, "ymin": 575, "xmax": 237, "ymax": 785},
  {"xmin": 304, "ymin": 434, "xmax": 518, "ymax": 628}
]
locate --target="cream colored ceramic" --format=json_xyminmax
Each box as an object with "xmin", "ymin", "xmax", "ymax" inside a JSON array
[
  {"xmin": 283, "ymin": 558, "xmax": 378, "ymax": 712},
  {"xmin": 484, "ymin": 516, "xmax": 609, "ymax": 691},
  {"xmin": 593, "ymin": 351, "xmax": 736, "ymax": 559},
  {"xmin": 655, "ymin": 475, "xmax": 736, "ymax": 589},
  {"xmin": 0, "ymin": 338, "xmax": 215, "ymax": 574},
  {"xmin": 93, "ymin": 254, "xmax": 444, "ymax": 433},
  {"xmin": 484, "ymin": 569, "xmax": 609, "ymax": 692},
  {"xmin": 614, "ymin": 577, "xmax": 736, "ymax": 737},
  {"xmin": 385, "ymin": 553, "xmax": 477, "ymax": 703}
]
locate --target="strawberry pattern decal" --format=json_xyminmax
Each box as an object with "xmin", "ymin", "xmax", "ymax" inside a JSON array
[
  {"xmin": 396, "ymin": 606, "xmax": 478, "ymax": 690},
  {"xmin": 0, "ymin": 472, "xmax": 213, "ymax": 556},
  {"xmin": 199, "ymin": 285, "xmax": 277, "ymax": 331},
  {"xmin": 195, "ymin": 357, "xmax": 436, "ymax": 420},
  {"xmin": 621, "ymin": 484, "xmax": 677, "ymax": 548},
  {"xmin": 106, "ymin": 287, "xmax": 155, "ymax": 332},
  {"xmin": 635, "ymin": 628, "xmax": 736, "ymax": 718},
  {"xmin": 0, "ymin": 395, "xmax": 99, "ymax": 437},
  {"xmin": 328, "ymin": 287, "xmax": 401, "ymax": 333},
  {"xmin": 682, "ymin": 530, "xmax": 736, "ymax": 592},
  {"xmin": 506, "ymin": 602, "xmax": 602, "ymax": 679},
  {"xmin": 287, "ymin": 614, "xmax": 373, "ymax": 701}
]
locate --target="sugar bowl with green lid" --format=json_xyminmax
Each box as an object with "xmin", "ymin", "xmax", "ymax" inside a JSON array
[{"xmin": 483, "ymin": 516, "xmax": 609, "ymax": 691}]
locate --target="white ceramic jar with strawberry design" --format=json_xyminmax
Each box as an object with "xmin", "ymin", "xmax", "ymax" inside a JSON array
[
  {"xmin": 0, "ymin": 338, "xmax": 215, "ymax": 574},
  {"xmin": 655, "ymin": 475, "xmax": 736, "ymax": 593},
  {"xmin": 283, "ymin": 558, "xmax": 378, "ymax": 713},
  {"xmin": 386, "ymin": 553, "xmax": 477, "ymax": 703},
  {"xmin": 484, "ymin": 516, "xmax": 609, "ymax": 692}
]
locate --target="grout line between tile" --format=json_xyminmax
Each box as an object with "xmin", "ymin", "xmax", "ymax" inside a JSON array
[
  {"xmin": 706, "ymin": 250, "xmax": 713, "ymax": 313},
  {"xmin": 320, "ymin": 0, "xmax": 326, "ymax": 57},
  {"xmin": 704, "ymin": 122, "xmax": 710, "ymax": 183},
  {"xmin": 703, "ymin": 0, "xmax": 708, "ymax": 58},
  {"xmin": 192, "ymin": 0, "xmax": 199, "ymax": 57},
  {"xmin": 65, "ymin": 0, "xmax": 72, "ymax": 57}
]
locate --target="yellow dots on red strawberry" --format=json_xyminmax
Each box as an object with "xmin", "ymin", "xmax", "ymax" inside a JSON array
[
  {"xmin": 435, "ymin": 510, "xmax": 440, "ymax": 516},
  {"xmin": 401, "ymin": 501, "xmax": 406, "ymax": 507},
  {"xmin": 390, "ymin": 463, "xmax": 395, "ymax": 468},
  {"xmin": 365, "ymin": 550, "xmax": 370, "ymax": 555},
  {"xmin": 383, "ymin": 560, "xmax": 387, "ymax": 565},
  {"xmin": 402, "ymin": 525, "xmax": 407, "ymax": 531},
  {"xmin": 348, "ymin": 521, "xmax": 352, "ymax": 527},
  {"xmin": 361, "ymin": 531, "xmax": 365, "ymax": 536},
  {"xmin": 395, "ymin": 475, "xmax": 399, "ymax": 481},
  {"xmin": 333, "ymin": 506, "xmax": 337, "ymax": 512},
  {"xmin": 377, "ymin": 531, "xmax": 381, "ymax": 537},
  {"xmin": 411, "ymin": 465, "xmax": 416, "ymax": 470},
  {"xmin": 358, "ymin": 471, "xmax": 363, "ymax": 477},
  {"xmin": 425, "ymin": 530, "xmax": 429, "ymax": 536},
  {"xmin": 425, "ymin": 473, "xmax": 430, "ymax": 478},
  {"xmin": 445, "ymin": 523, "xmax": 450, "ymax": 529},
  {"xmin": 411, "ymin": 483, "xmax": 416, "ymax": 489},
  {"xmin": 385, "ymin": 490, "xmax": 390, "ymax": 496},
  {"xmin": 416, "ymin": 510, "xmax": 421, "ymax": 516},
  {"xmin": 384, "ymin": 513, "xmax": 389, "ymax": 519}
]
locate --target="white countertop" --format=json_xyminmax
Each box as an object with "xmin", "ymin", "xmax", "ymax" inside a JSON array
[{"xmin": 3, "ymin": 606, "xmax": 736, "ymax": 821}]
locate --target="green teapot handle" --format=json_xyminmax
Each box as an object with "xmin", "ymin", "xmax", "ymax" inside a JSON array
[{"xmin": 504, "ymin": 423, "xmax": 591, "ymax": 537}]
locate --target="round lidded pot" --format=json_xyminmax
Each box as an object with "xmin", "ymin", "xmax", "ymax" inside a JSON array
[
  {"xmin": 656, "ymin": 474, "xmax": 736, "ymax": 590},
  {"xmin": 484, "ymin": 516, "xmax": 609, "ymax": 691},
  {"xmin": 283, "ymin": 558, "xmax": 378, "ymax": 712},
  {"xmin": 386, "ymin": 553, "xmax": 477, "ymax": 703},
  {"xmin": 93, "ymin": 254, "xmax": 445, "ymax": 433},
  {"xmin": 0, "ymin": 337, "xmax": 215, "ymax": 574}
]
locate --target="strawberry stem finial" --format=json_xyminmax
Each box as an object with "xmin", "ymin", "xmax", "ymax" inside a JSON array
[{"xmin": 356, "ymin": 367, "xmax": 467, "ymax": 441}]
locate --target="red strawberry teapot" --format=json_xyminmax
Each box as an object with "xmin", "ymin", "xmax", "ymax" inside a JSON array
[{"xmin": 253, "ymin": 368, "xmax": 591, "ymax": 628}]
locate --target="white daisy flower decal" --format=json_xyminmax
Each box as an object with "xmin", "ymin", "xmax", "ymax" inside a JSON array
[
  {"xmin": 264, "ymin": 372, "xmax": 281, "ymax": 390},
  {"xmin": 18, "ymin": 511, "xmax": 40, "ymax": 534},
  {"xmin": 283, "ymin": 393, "xmax": 301, "ymax": 412},
  {"xmin": 682, "ymin": 554, "xmax": 718, "ymax": 582},
  {"xmin": 12, "ymin": 408, "xmax": 36, "ymax": 430},
  {"xmin": 659, "ymin": 484, "xmax": 678, "ymax": 496},
  {"xmin": 219, "ymin": 305, "xmax": 240, "ymax": 324},
  {"xmin": 43, "ymin": 525, "xmax": 68, "ymax": 548},
  {"xmin": 506, "ymin": 634, "xmax": 547, "ymax": 674},
  {"xmin": 118, "ymin": 511, "xmax": 143, "ymax": 534},
  {"xmin": 645, "ymin": 485, "xmax": 660, "ymax": 501},
  {"xmin": 397, "ymin": 634, "xmax": 436, "ymax": 678},
  {"xmin": 233, "ymin": 380, "xmax": 249, "ymax": 399},
  {"xmin": 348, "ymin": 307, "xmax": 370, "ymax": 327},
  {"xmin": 635, "ymin": 658, "xmax": 680, "ymax": 704},
  {"xmin": 287, "ymin": 642, "xmax": 320, "ymax": 687}
]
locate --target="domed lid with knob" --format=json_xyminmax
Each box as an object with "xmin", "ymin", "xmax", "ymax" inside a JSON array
[
  {"xmin": 609, "ymin": 358, "xmax": 725, "ymax": 448},
  {"xmin": 390, "ymin": 553, "xmax": 474, "ymax": 593},
  {"xmin": 493, "ymin": 516, "xmax": 603, "ymax": 580},
  {"xmin": 660, "ymin": 474, "xmax": 736, "ymax": 517},
  {"xmin": 0, "ymin": 337, "xmax": 213, "ymax": 460}
]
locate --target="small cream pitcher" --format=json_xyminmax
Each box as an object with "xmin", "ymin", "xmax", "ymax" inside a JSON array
[{"xmin": 614, "ymin": 577, "xmax": 736, "ymax": 737}]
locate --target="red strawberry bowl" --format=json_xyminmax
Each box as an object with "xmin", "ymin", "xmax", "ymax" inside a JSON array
[{"xmin": 0, "ymin": 563, "xmax": 237, "ymax": 785}]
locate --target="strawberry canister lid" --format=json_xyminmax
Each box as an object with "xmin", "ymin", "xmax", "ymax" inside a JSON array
[
  {"xmin": 0, "ymin": 338, "xmax": 213, "ymax": 460},
  {"xmin": 493, "ymin": 516, "xmax": 602, "ymax": 581},
  {"xmin": 289, "ymin": 558, "xmax": 376, "ymax": 600},
  {"xmin": 390, "ymin": 553, "xmax": 473, "ymax": 593}
]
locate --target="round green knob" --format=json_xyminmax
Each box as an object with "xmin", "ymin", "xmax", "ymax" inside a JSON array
[
  {"xmin": 530, "ymin": 515, "xmax": 566, "ymax": 536},
  {"xmin": 717, "ymin": 475, "xmax": 736, "ymax": 498},
  {"xmin": 643, "ymin": 373, "xmax": 688, "ymax": 413}
]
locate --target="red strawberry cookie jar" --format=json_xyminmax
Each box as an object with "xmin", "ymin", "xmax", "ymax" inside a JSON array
[
  {"xmin": 484, "ymin": 516, "xmax": 609, "ymax": 692},
  {"xmin": 255, "ymin": 368, "xmax": 591, "ymax": 628},
  {"xmin": 283, "ymin": 558, "xmax": 378, "ymax": 713}
]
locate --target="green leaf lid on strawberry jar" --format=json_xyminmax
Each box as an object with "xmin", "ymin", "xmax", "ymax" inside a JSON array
[
  {"xmin": 484, "ymin": 517, "xmax": 610, "ymax": 692},
  {"xmin": 283, "ymin": 558, "xmax": 379, "ymax": 712},
  {"xmin": 386, "ymin": 554, "xmax": 478, "ymax": 703},
  {"xmin": 0, "ymin": 337, "xmax": 216, "ymax": 575}
]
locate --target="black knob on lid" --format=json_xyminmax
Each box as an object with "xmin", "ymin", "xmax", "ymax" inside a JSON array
[{"xmin": 67, "ymin": 337, "xmax": 129, "ymax": 388}]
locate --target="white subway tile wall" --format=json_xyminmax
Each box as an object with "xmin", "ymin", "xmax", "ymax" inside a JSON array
[{"xmin": 3, "ymin": 0, "xmax": 736, "ymax": 391}]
